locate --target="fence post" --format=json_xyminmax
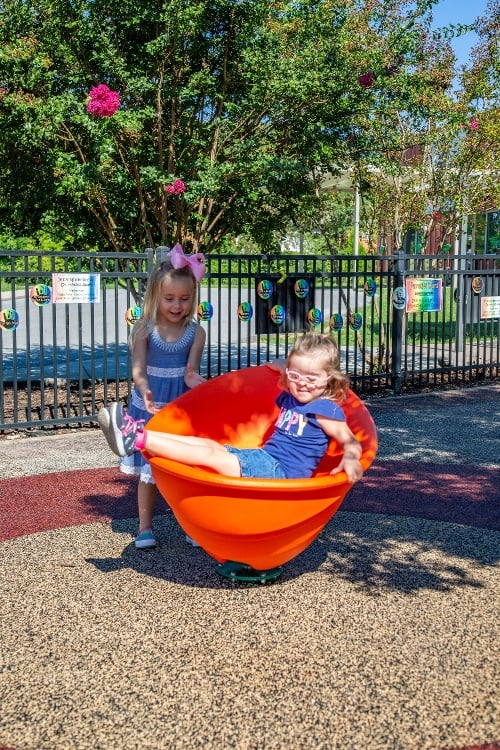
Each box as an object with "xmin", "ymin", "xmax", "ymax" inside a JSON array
[
  {"xmin": 391, "ymin": 249, "xmax": 406, "ymax": 395},
  {"xmin": 454, "ymin": 218, "xmax": 469, "ymax": 357},
  {"xmin": 155, "ymin": 245, "xmax": 171, "ymax": 262}
]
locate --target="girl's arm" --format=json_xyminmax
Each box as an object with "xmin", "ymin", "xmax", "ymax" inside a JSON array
[
  {"xmin": 131, "ymin": 334, "xmax": 157, "ymax": 414},
  {"xmin": 316, "ymin": 415, "xmax": 363, "ymax": 484},
  {"xmin": 184, "ymin": 325, "xmax": 207, "ymax": 388}
]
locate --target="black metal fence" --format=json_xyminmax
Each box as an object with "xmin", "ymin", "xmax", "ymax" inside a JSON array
[{"xmin": 1, "ymin": 248, "xmax": 499, "ymax": 432}]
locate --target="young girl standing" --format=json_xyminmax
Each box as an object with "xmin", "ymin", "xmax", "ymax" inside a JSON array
[
  {"xmin": 99, "ymin": 245, "xmax": 206, "ymax": 549},
  {"xmin": 99, "ymin": 332, "xmax": 363, "ymax": 486}
]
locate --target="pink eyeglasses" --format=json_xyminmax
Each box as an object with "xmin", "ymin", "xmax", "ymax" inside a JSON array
[{"xmin": 285, "ymin": 368, "xmax": 330, "ymax": 387}]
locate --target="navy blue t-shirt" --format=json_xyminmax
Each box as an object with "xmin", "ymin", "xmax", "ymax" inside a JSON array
[{"xmin": 263, "ymin": 391, "xmax": 345, "ymax": 479}]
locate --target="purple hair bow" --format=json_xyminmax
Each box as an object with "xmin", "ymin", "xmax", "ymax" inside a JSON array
[{"xmin": 167, "ymin": 243, "xmax": 206, "ymax": 282}]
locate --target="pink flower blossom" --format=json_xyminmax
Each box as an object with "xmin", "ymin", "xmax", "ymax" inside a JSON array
[
  {"xmin": 165, "ymin": 179, "xmax": 186, "ymax": 195},
  {"xmin": 86, "ymin": 84, "xmax": 121, "ymax": 117},
  {"xmin": 358, "ymin": 72, "xmax": 375, "ymax": 88},
  {"xmin": 469, "ymin": 117, "xmax": 479, "ymax": 130}
]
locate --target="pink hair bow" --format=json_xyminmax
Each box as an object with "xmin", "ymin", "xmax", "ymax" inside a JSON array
[{"xmin": 167, "ymin": 243, "xmax": 206, "ymax": 282}]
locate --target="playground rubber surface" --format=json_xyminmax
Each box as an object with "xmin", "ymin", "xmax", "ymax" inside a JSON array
[{"xmin": 0, "ymin": 385, "xmax": 499, "ymax": 750}]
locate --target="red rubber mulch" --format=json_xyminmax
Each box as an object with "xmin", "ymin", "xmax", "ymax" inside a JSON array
[
  {"xmin": 344, "ymin": 460, "xmax": 500, "ymax": 530},
  {"xmin": 0, "ymin": 468, "xmax": 167, "ymax": 542}
]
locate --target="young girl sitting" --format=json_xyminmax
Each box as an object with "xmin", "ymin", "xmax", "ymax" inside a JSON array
[{"xmin": 99, "ymin": 333, "xmax": 363, "ymax": 485}]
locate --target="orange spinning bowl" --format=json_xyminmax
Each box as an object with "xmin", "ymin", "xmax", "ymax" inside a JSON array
[{"xmin": 146, "ymin": 365, "xmax": 378, "ymax": 572}]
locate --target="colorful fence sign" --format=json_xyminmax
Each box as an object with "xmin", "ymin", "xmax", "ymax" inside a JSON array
[
  {"xmin": 52, "ymin": 274, "xmax": 101, "ymax": 304},
  {"xmin": 405, "ymin": 278, "xmax": 442, "ymax": 313}
]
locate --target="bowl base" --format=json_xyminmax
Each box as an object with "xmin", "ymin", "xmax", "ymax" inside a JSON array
[{"xmin": 216, "ymin": 560, "xmax": 283, "ymax": 583}]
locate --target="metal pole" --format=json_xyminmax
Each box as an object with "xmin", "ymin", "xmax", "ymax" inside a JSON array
[
  {"xmin": 353, "ymin": 182, "xmax": 360, "ymax": 256},
  {"xmin": 155, "ymin": 245, "xmax": 171, "ymax": 262},
  {"xmin": 391, "ymin": 249, "xmax": 406, "ymax": 395},
  {"xmin": 455, "ymin": 217, "xmax": 468, "ymax": 356}
]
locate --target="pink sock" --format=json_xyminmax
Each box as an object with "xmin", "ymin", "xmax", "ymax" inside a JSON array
[{"xmin": 135, "ymin": 430, "xmax": 147, "ymax": 450}]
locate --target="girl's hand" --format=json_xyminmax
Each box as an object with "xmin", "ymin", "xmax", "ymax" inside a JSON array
[
  {"xmin": 184, "ymin": 363, "xmax": 206, "ymax": 389},
  {"xmin": 316, "ymin": 418, "xmax": 363, "ymax": 485},
  {"xmin": 143, "ymin": 390, "xmax": 160, "ymax": 414},
  {"xmin": 330, "ymin": 456, "xmax": 363, "ymax": 484}
]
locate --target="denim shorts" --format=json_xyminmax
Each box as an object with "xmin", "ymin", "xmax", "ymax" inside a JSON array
[{"xmin": 224, "ymin": 446, "xmax": 286, "ymax": 479}]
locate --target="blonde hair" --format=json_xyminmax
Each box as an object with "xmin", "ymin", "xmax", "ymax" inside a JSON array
[
  {"xmin": 282, "ymin": 332, "xmax": 350, "ymax": 402},
  {"xmin": 129, "ymin": 260, "xmax": 198, "ymax": 349}
]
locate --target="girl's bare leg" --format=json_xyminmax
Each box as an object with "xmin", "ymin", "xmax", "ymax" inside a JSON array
[
  {"xmin": 145, "ymin": 430, "xmax": 221, "ymax": 449},
  {"xmin": 137, "ymin": 479, "xmax": 157, "ymax": 532},
  {"xmin": 143, "ymin": 430, "xmax": 241, "ymax": 477}
]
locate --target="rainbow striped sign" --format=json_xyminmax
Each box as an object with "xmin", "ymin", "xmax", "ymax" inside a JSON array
[{"xmin": 405, "ymin": 278, "xmax": 442, "ymax": 313}]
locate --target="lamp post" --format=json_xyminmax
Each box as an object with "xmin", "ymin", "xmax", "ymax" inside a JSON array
[{"xmin": 353, "ymin": 181, "xmax": 360, "ymax": 256}]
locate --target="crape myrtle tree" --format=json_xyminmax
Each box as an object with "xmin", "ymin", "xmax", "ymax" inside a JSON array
[{"xmin": 0, "ymin": 0, "xmax": 451, "ymax": 260}]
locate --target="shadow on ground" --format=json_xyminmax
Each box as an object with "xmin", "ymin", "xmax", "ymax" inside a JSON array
[{"xmin": 86, "ymin": 511, "xmax": 498, "ymax": 594}]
